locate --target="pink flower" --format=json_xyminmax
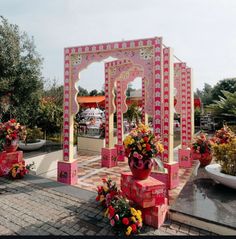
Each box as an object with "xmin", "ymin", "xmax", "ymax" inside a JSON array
[
  {"xmin": 114, "ymin": 214, "xmax": 119, "ymax": 221},
  {"xmin": 110, "ymin": 219, "xmax": 115, "ymax": 226}
]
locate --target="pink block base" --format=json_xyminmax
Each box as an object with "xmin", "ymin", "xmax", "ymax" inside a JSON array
[
  {"xmin": 57, "ymin": 160, "xmax": 78, "ymax": 185},
  {"xmin": 164, "ymin": 162, "xmax": 179, "ymax": 190},
  {"xmin": 141, "ymin": 198, "xmax": 168, "ymax": 228},
  {"xmin": 150, "ymin": 171, "xmax": 169, "ymax": 201},
  {"xmin": 115, "ymin": 144, "xmax": 125, "ymax": 161},
  {"xmin": 178, "ymin": 148, "xmax": 192, "ymax": 168},
  {"xmin": 101, "ymin": 147, "xmax": 118, "ymax": 168}
]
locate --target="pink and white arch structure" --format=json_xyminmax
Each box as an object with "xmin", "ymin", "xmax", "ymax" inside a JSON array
[{"xmin": 58, "ymin": 37, "xmax": 194, "ymax": 186}]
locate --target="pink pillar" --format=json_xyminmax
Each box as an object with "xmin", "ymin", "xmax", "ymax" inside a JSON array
[
  {"xmin": 162, "ymin": 48, "xmax": 174, "ymax": 163},
  {"xmin": 115, "ymin": 80, "xmax": 125, "ymax": 161},
  {"xmin": 141, "ymin": 77, "xmax": 147, "ymax": 124},
  {"xmin": 153, "ymin": 38, "xmax": 162, "ymax": 137},
  {"xmin": 186, "ymin": 68, "xmax": 193, "ymax": 145},
  {"xmin": 57, "ymin": 49, "xmax": 78, "ymax": 185},
  {"xmin": 104, "ymin": 64, "xmax": 110, "ymax": 147},
  {"xmin": 178, "ymin": 63, "xmax": 192, "ymax": 168}
]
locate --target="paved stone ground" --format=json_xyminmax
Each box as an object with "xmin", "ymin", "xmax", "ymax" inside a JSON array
[{"xmin": 0, "ymin": 176, "xmax": 217, "ymax": 236}]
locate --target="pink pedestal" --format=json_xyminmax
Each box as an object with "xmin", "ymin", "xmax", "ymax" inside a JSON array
[
  {"xmin": 121, "ymin": 173, "xmax": 166, "ymax": 208},
  {"xmin": 141, "ymin": 198, "xmax": 168, "ymax": 228},
  {"xmin": 115, "ymin": 144, "xmax": 125, "ymax": 161},
  {"xmin": 164, "ymin": 162, "xmax": 179, "ymax": 190},
  {"xmin": 178, "ymin": 148, "xmax": 192, "ymax": 168},
  {"xmin": 57, "ymin": 160, "xmax": 78, "ymax": 185},
  {"xmin": 1, "ymin": 151, "xmax": 23, "ymax": 166},
  {"xmin": 150, "ymin": 171, "xmax": 169, "ymax": 201},
  {"xmin": 101, "ymin": 147, "xmax": 118, "ymax": 168}
]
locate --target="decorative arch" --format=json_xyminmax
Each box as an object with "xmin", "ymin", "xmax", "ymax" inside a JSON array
[{"xmin": 63, "ymin": 37, "xmax": 162, "ymax": 162}]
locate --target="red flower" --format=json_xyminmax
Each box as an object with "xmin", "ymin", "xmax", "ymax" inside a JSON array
[
  {"xmin": 108, "ymin": 206, "xmax": 115, "ymax": 218},
  {"xmin": 131, "ymin": 224, "xmax": 137, "ymax": 232},
  {"xmin": 102, "ymin": 178, "xmax": 107, "ymax": 183},
  {"xmin": 122, "ymin": 217, "xmax": 129, "ymax": 225},
  {"xmin": 143, "ymin": 136, "xmax": 149, "ymax": 142},
  {"xmin": 146, "ymin": 143, "xmax": 151, "ymax": 151},
  {"xmin": 95, "ymin": 195, "xmax": 100, "ymax": 201}
]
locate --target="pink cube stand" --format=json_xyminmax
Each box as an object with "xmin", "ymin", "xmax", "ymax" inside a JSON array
[
  {"xmin": 101, "ymin": 147, "xmax": 118, "ymax": 168},
  {"xmin": 115, "ymin": 144, "xmax": 125, "ymax": 161},
  {"xmin": 57, "ymin": 160, "xmax": 78, "ymax": 185},
  {"xmin": 178, "ymin": 148, "xmax": 192, "ymax": 168},
  {"xmin": 164, "ymin": 162, "xmax": 179, "ymax": 190}
]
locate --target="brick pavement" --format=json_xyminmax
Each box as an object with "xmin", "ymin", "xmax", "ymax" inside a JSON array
[{"xmin": 0, "ymin": 176, "xmax": 217, "ymax": 236}]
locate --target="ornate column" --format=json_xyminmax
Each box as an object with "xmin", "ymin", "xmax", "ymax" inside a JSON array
[{"xmin": 57, "ymin": 49, "xmax": 78, "ymax": 185}]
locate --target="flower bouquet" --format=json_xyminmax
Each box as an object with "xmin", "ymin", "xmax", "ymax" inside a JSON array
[
  {"xmin": 191, "ymin": 132, "xmax": 213, "ymax": 166},
  {"xmin": 105, "ymin": 196, "xmax": 143, "ymax": 236},
  {"xmin": 8, "ymin": 162, "xmax": 31, "ymax": 179},
  {"xmin": 123, "ymin": 123, "xmax": 164, "ymax": 179},
  {"xmin": 96, "ymin": 178, "xmax": 119, "ymax": 208},
  {"xmin": 0, "ymin": 119, "xmax": 27, "ymax": 152},
  {"xmin": 212, "ymin": 125, "xmax": 236, "ymax": 176}
]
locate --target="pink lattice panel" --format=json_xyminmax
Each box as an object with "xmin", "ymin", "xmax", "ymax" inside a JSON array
[{"xmin": 186, "ymin": 68, "xmax": 192, "ymax": 145}]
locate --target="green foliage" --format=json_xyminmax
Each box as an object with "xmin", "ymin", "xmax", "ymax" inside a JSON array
[
  {"xmin": 78, "ymin": 86, "xmax": 89, "ymax": 96},
  {"xmin": 0, "ymin": 16, "xmax": 43, "ymax": 126},
  {"xmin": 195, "ymin": 83, "xmax": 213, "ymax": 106},
  {"xmin": 25, "ymin": 127, "xmax": 44, "ymax": 143},
  {"xmin": 124, "ymin": 103, "xmax": 141, "ymax": 126},
  {"xmin": 207, "ymin": 90, "xmax": 236, "ymax": 117},
  {"xmin": 211, "ymin": 78, "xmax": 236, "ymax": 101}
]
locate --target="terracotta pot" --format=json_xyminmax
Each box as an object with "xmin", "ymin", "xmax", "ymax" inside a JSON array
[
  {"xmin": 199, "ymin": 153, "xmax": 213, "ymax": 167},
  {"xmin": 128, "ymin": 157, "xmax": 153, "ymax": 180},
  {"xmin": 3, "ymin": 139, "xmax": 19, "ymax": 153}
]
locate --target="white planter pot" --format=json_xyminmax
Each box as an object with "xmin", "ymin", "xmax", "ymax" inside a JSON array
[
  {"xmin": 205, "ymin": 164, "xmax": 236, "ymax": 189},
  {"xmin": 19, "ymin": 139, "xmax": 46, "ymax": 151}
]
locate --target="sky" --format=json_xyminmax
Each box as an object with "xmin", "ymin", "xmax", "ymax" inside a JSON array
[{"xmin": 1, "ymin": 0, "xmax": 236, "ymax": 92}]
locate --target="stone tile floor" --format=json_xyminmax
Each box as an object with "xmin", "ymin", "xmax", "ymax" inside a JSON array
[{"xmin": 0, "ymin": 175, "xmax": 217, "ymax": 236}]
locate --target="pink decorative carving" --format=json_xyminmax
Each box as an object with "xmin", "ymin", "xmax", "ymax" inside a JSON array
[{"xmin": 186, "ymin": 68, "xmax": 192, "ymax": 145}]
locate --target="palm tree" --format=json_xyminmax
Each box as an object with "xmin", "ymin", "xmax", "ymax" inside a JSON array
[{"xmin": 207, "ymin": 90, "xmax": 236, "ymax": 117}]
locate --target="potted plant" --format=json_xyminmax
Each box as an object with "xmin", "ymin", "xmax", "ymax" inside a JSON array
[
  {"xmin": 205, "ymin": 125, "xmax": 236, "ymax": 189},
  {"xmin": 191, "ymin": 132, "xmax": 213, "ymax": 166},
  {"xmin": 123, "ymin": 123, "xmax": 164, "ymax": 180},
  {"xmin": 0, "ymin": 119, "xmax": 27, "ymax": 152},
  {"xmin": 19, "ymin": 127, "xmax": 46, "ymax": 151}
]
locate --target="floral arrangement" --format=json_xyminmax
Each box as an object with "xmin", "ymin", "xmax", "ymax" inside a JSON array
[
  {"xmin": 191, "ymin": 132, "xmax": 213, "ymax": 154},
  {"xmin": 123, "ymin": 123, "xmax": 164, "ymax": 169},
  {"xmin": 105, "ymin": 196, "xmax": 143, "ymax": 236},
  {"xmin": 0, "ymin": 119, "xmax": 26, "ymax": 149},
  {"xmin": 212, "ymin": 125, "xmax": 236, "ymax": 176},
  {"xmin": 96, "ymin": 178, "xmax": 119, "ymax": 208},
  {"xmin": 96, "ymin": 178, "xmax": 143, "ymax": 236},
  {"xmin": 211, "ymin": 125, "xmax": 235, "ymax": 145},
  {"xmin": 8, "ymin": 162, "xmax": 34, "ymax": 179}
]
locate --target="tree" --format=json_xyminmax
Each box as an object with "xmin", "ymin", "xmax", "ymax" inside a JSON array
[
  {"xmin": 207, "ymin": 90, "xmax": 236, "ymax": 117},
  {"xmin": 0, "ymin": 16, "xmax": 43, "ymax": 126},
  {"xmin": 89, "ymin": 89, "xmax": 98, "ymax": 96},
  {"xmin": 78, "ymin": 86, "xmax": 89, "ymax": 96},
  {"xmin": 211, "ymin": 78, "xmax": 236, "ymax": 101},
  {"xmin": 126, "ymin": 83, "xmax": 135, "ymax": 97},
  {"xmin": 195, "ymin": 83, "xmax": 213, "ymax": 106},
  {"xmin": 125, "ymin": 103, "xmax": 142, "ymax": 127}
]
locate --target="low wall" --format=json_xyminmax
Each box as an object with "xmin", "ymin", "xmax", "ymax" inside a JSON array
[{"xmin": 77, "ymin": 137, "xmax": 105, "ymax": 152}]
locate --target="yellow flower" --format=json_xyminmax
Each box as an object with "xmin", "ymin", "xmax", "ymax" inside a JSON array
[
  {"xmin": 126, "ymin": 226, "xmax": 132, "ymax": 236},
  {"xmin": 130, "ymin": 207, "xmax": 137, "ymax": 216},
  {"xmin": 131, "ymin": 216, "xmax": 136, "ymax": 223},
  {"xmin": 103, "ymin": 186, "xmax": 108, "ymax": 192},
  {"xmin": 137, "ymin": 210, "xmax": 142, "ymax": 216}
]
